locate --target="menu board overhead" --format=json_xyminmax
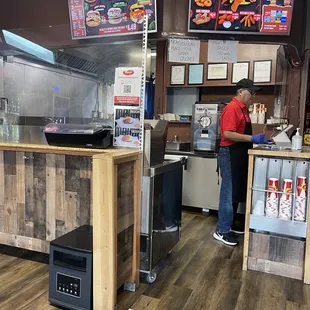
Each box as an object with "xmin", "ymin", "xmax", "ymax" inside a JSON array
[
  {"xmin": 69, "ymin": 0, "xmax": 157, "ymax": 39},
  {"xmin": 188, "ymin": 0, "xmax": 294, "ymax": 35}
]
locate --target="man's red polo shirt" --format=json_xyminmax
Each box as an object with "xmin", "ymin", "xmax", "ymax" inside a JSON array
[{"xmin": 220, "ymin": 98, "xmax": 251, "ymax": 147}]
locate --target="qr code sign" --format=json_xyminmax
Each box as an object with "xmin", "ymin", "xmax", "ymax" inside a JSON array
[{"xmin": 123, "ymin": 84, "xmax": 132, "ymax": 94}]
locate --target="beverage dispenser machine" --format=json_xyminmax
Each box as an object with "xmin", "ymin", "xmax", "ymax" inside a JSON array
[{"xmin": 192, "ymin": 102, "xmax": 225, "ymax": 153}]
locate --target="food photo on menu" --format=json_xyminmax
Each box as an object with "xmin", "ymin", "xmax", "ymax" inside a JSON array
[
  {"xmin": 217, "ymin": 0, "xmax": 261, "ymax": 32},
  {"xmin": 188, "ymin": 0, "xmax": 293, "ymax": 34},
  {"xmin": 114, "ymin": 128, "xmax": 141, "ymax": 147},
  {"xmin": 189, "ymin": 0, "xmax": 217, "ymax": 30},
  {"xmin": 115, "ymin": 109, "xmax": 141, "ymax": 129},
  {"xmin": 71, "ymin": 0, "xmax": 157, "ymax": 38},
  {"xmin": 114, "ymin": 109, "xmax": 141, "ymax": 147}
]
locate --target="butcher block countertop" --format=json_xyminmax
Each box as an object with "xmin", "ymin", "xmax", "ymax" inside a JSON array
[
  {"xmin": 249, "ymin": 147, "xmax": 310, "ymax": 159},
  {"xmin": 0, "ymin": 142, "xmax": 140, "ymax": 158}
]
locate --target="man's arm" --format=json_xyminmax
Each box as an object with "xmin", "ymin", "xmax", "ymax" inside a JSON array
[{"xmin": 223, "ymin": 130, "xmax": 252, "ymax": 142}]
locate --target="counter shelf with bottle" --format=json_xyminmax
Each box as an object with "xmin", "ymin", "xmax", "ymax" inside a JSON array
[{"xmin": 243, "ymin": 149, "xmax": 310, "ymax": 283}]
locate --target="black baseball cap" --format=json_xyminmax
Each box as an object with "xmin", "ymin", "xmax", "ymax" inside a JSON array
[{"xmin": 236, "ymin": 79, "xmax": 261, "ymax": 94}]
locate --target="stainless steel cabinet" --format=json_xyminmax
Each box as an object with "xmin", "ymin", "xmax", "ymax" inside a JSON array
[
  {"xmin": 182, "ymin": 156, "xmax": 220, "ymax": 210},
  {"xmin": 140, "ymin": 160, "xmax": 183, "ymax": 283}
]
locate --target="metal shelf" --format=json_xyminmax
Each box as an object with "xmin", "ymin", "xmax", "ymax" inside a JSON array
[
  {"xmin": 252, "ymin": 188, "xmax": 295, "ymax": 196},
  {"xmin": 249, "ymin": 215, "xmax": 307, "ymax": 238}
]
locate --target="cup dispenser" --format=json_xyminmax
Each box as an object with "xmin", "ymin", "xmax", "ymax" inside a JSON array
[{"xmin": 250, "ymin": 157, "xmax": 309, "ymax": 238}]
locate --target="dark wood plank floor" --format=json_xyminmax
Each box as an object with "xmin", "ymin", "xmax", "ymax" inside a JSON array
[{"xmin": 0, "ymin": 211, "xmax": 309, "ymax": 309}]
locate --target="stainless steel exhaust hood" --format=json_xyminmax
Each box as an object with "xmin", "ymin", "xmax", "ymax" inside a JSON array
[
  {"xmin": 54, "ymin": 42, "xmax": 151, "ymax": 81},
  {"xmin": 0, "ymin": 30, "xmax": 151, "ymax": 82}
]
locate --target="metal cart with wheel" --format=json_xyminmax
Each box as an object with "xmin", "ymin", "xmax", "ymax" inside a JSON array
[{"xmin": 140, "ymin": 159, "xmax": 183, "ymax": 284}]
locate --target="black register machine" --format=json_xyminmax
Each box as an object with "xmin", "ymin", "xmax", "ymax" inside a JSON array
[
  {"xmin": 49, "ymin": 225, "xmax": 93, "ymax": 310},
  {"xmin": 44, "ymin": 123, "xmax": 112, "ymax": 148}
]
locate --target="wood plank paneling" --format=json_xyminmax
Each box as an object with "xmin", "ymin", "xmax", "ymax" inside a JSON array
[
  {"xmin": 248, "ymin": 232, "xmax": 305, "ymax": 280},
  {"xmin": 118, "ymin": 162, "xmax": 134, "ymax": 218},
  {"xmin": 5, "ymin": 175, "xmax": 17, "ymax": 234},
  {"xmin": 46, "ymin": 154, "xmax": 56, "ymax": 241},
  {"xmin": 0, "ymin": 232, "xmax": 49, "ymax": 253},
  {"xmin": 269, "ymin": 235, "xmax": 305, "ymax": 267},
  {"xmin": 25, "ymin": 153, "xmax": 34, "ymax": 225},
  {"xmin": 65, "ymin": 191, "xmax": 78, "ymax": 234},
  {"xmin": 17, "ymin": 203, "xmax": 25, "ymax": 236},
  {"xmin": 79, "ymin": 178, "xmax": 91, "ymax": 226},
  {"xmin": 117, "ymin": 225, "xmax": 134, "ymax": 288},
  {"xmin": 0, "ymin": 151, "xmax": 92, "ymax": 252},
  {"xmin": 65, "ymin": 155, "xmax": 81, "ymax": 192},
  {"xmin": 248, "ymin": 231, "xmax": 270, "ymax": 261},
  {"xmin": 4, "ymin": 151, "xmax": 16, "ymax": 175},
  {"xmin": 17, "ymin": 153, "xmax": 26, "ymax": 203},
  {"xmin": 117, "ymin": 161, "xmax": 136, "ymax": 287},
  {"xmin": 33, "ymin": 153, "xmax": 46, "ymax": 240},
  {"xmin": 55, "ymin": 154, "xmax": 65, "ymax": 223},
  {"xmin": 80, "ymin": 156, "xmax": 92, "ymax": 179}
]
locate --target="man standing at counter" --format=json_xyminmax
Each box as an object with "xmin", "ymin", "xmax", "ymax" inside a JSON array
[{"xmin": 213, "ymin": 79, "xmax": 269, "ymax": 246}]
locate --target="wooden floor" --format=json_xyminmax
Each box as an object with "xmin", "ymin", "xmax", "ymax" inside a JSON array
[{"xmin": 0, "ymin": 211, "xmax": 310, "ymax": 310}]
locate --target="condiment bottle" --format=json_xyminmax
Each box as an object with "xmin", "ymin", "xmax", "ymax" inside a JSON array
[
  {"xmin": 292, "ymin": 128, "xmax": 302, "ymax": 151},
  {"xmin": 304, "ymin": 128, "xmax": 310, "ymax": 146}
]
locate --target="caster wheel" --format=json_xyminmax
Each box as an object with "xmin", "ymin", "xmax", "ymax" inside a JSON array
[{"xmin": 146, "ymin": 272, "xmax": 157, "ymax": 284}]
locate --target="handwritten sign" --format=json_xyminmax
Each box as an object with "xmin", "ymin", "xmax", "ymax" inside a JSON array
[
  {"xmin": 208, "ymin": 40, "xmax": 238, "ymax": 63},
  {"xmin": 168, "ymin": 38, "xmax": 200, "ymax": 64}
]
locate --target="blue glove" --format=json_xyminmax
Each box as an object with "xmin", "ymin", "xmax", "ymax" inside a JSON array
[{"xmin": 251, "ymin": 134, "xmax": 270, "ymax": 144}]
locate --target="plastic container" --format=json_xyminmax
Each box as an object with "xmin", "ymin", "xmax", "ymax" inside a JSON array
[{"xmin": 292, "ymin": 128, "xmax": 302, "ymax": 151}]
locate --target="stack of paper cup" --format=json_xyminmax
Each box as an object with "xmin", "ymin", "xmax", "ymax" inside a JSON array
[
  {"xmin": 279, "ymin": 179, "xmax": 293, "ymax": 220},
  {"xmin": 253, "ymin": 200, "xmax": 265, "ymax": 216},
  {"xmin": 295, "ymin": 176, "xmax": 307, "ymax": 222},
  {"xmin": 258, "ymin": 104, "xmax": 265, "ymax": 124},
  {"xmin": 266, "ymin": 178, "xmax": 279, "ymax": 218},
  {"xmin": 251, "ymin": 103, "xmax": 259, "ymax": 124}
]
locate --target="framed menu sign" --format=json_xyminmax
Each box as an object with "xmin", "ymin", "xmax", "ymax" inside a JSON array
[
  {"xmin": 188, "ymin": 0, "xmax": 294, "ymax": 36},
  {"xmin": 68, "ymin": 0, "xmax": 157, "ymax": 39}
]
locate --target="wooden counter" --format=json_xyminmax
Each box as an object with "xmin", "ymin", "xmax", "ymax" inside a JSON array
[
  {"xmin": 249, "ymin": 148, "xmax": 310, "ymax": 159},
  {"xmin": 243, "ymin": 148, "xmax": 310, "ymax": 284},
  {"xmin": 0, "ymin": 143, "xmax": 142, "ymax": 310}
]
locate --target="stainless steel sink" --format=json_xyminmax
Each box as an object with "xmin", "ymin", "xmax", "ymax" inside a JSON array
[{"xmin": 166, "ymin": 141, "xmax": 191, "ymax": 152}]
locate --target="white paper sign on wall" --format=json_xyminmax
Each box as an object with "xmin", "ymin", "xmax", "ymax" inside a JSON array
[
  {"xmin": 208, "ymin": 40, "xmax": 238, "ymax": 63},
  {"xmin": 168, "ymin": 38, "xmax": 200, "ymax": 63}
]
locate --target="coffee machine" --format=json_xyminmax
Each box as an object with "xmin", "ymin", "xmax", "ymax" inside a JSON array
[{"xmin": 192, "ymin": 102, "xmax": 225, "ymax": 152}]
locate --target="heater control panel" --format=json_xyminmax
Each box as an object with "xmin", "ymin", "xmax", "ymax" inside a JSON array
[{"xmin": 56, "ymin": 273, "xmax": 81, "ymax": 298}]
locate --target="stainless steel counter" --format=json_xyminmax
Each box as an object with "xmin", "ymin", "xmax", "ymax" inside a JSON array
[
  {"xmin": 165, "ymin": 152, "xmax": 220, "ymax": 210},
  {"xmin": 0, "ymin": 125, "xmax": 47, "ymax": 145},
  {"xmin": 143, "ymin": 160, "xmax": 183, "ymax": 177},
  {"xmin": 141, "ymin": 159, "xmax": 183, "ymax": 283},
  {"xmin": 166, "ymin": 150, "xmax": 217, "ymax": 158}
]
